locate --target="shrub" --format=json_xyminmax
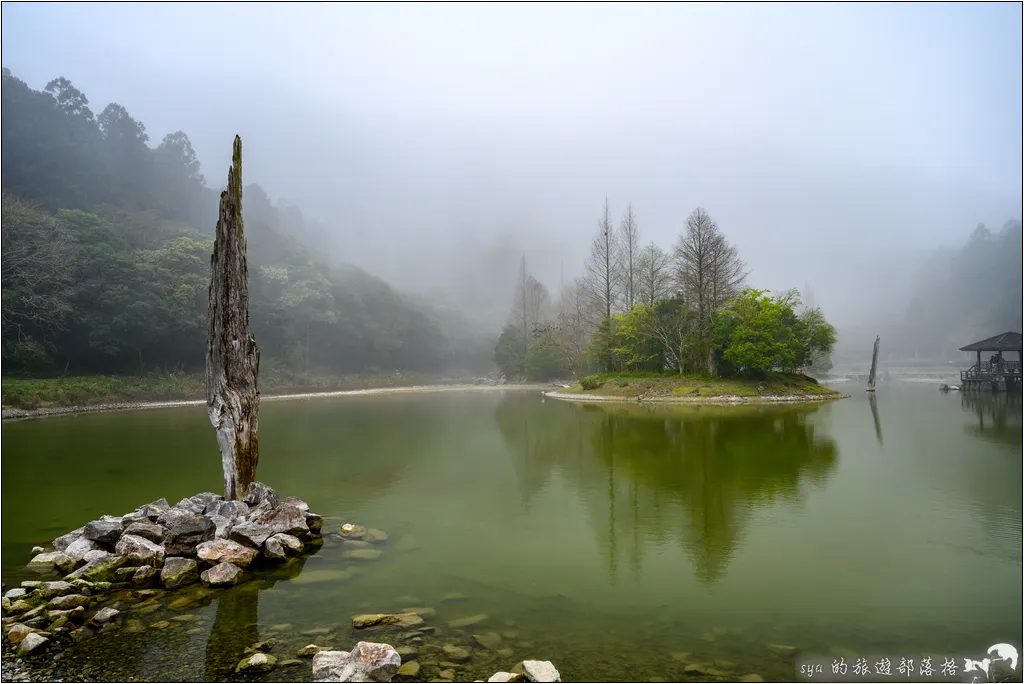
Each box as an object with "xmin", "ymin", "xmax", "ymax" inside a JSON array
[{"xmin": 580, "ymin": 376, "xmax": 603, "ymax": 391}]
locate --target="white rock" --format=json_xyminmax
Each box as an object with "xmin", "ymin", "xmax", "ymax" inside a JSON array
[
  {"xmin": 18, "ymin": 632, "xmax": 49, "ymax": 655},
  {"xmin": 522, "ymin": 661, "xmax": 561, "ymax": 683},
  {"xmin": 93, "ymin": 607, "xmax": 120, "ymax": 623}
]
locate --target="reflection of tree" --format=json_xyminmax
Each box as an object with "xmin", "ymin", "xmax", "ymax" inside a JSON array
[
  {"xmin": 495, "ymin": 396, "xmax": 839, "ymax": 584},
  {"xmin": 204, "ymin": 550, "xmax": 318, "ymax": 680},
  {"xmin": 961, "ymin": 393, "xmax": 1023, "ymax": 448}
]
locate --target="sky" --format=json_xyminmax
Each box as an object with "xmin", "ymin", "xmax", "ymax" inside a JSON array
[{"xmin": 2, "ymin": 2, "xmax": 1021, "ymax": 327}]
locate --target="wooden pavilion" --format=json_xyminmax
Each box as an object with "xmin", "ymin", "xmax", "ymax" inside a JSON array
[{"xmin": 958, "ymin": 331, "xmax": 1023, "ymax": 392}]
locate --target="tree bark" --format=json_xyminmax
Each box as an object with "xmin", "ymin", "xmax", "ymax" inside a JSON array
[
  {"xmin": 867, "ymin": 335, "xmax": 880, "ymax": 392},
  {"xmin": 206, "ymin": 135, "xmax": 260, "ymax": 501}
]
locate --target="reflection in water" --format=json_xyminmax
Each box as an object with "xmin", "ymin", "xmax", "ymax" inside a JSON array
[
  {"xmin": 961, "ymin": 392, "xmax": 1023, "ymax": 447},
  {"xmin": 495, "ymin": 396, "xmax": 839, "ymax": 584},
  {"xmin": 868, "ymin": 393, "xmax": 884, "ymax": 445}
]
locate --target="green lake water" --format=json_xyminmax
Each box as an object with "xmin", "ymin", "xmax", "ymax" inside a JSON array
[{"xmin": 1, "ymin": 385, "xmax": 1021, "ymax": 681}]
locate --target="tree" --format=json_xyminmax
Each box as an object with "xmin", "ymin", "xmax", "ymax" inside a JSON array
[
  {"xmin": 636, "ymin": 242, "xmax": 674, "ymax": 306},
  {"xmin": 537, "ymin": 277, "xmax": 592, "ymax": 379},
  {"xmin": 583, "ymin": 197, "xmax": 620, "ymax": 324},
  {"xmin": 617, "ymin": 203, "xmax": 640, "ymax": 310},
  {"xmin": 494, "ymin": 324, "xmax": 527, "ymax": 377},
  {"xmin": 674, "ymin": 207, "xmax": 746, "ymax": 374},
  {"xmin": 206, "ymin": 136, "xmax": 260, "ymax": 501}
]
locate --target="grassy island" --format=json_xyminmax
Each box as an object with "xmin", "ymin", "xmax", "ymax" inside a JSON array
[{"xmin": 559, "ymin": 370, "xmax": 844, "ymax": 402}]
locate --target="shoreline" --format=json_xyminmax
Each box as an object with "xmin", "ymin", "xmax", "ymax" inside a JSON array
[
  {"xmin": 544, "ymin": 389, "xmax": 850, "ymax": 405},
  {"xmin": 1, "ymin": 383, "xmax": 549, "ymax": 422}
]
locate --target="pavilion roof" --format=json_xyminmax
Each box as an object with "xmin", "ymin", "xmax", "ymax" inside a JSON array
[{"xmin": 959, "ymin": 331, "xmax": 1023, "ymax": 352}]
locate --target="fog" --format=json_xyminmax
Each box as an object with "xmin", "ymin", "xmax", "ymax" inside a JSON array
[{"xmin": 2, "ymin": 2, "xmax": 1021, "ymax": 334}]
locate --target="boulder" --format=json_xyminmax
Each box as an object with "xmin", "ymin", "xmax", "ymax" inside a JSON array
[
  {"xmin": 263, "ymin": 536, "xmax": 288, "ymax": 561},
  {"xmin": 447, "ymin": 614, "xmax": 488, "ymax": 629},
  {"xmin": 258, "ymin": 504, "xmax": 310, "ymax": 537},
  {"xmin": 340, "ymin": 524, "xmax": 366, "ymax": 540},
  {"xmin": 84, "ymin": 517, "xmax": 125, "ymax": 545},
  {"xmin": 115, "ymin": 534, "xmax": 166, "ymax": 566},
  {"xmin": 439, "ymin": 668, "xmax": 456, "ymax": 680},
  {"xmin": 280, "ymin": 496, "xmax": 310, "ymax": 512},
  {"xmin": 59, "ymin": 538, "xmax": 104, "ymax": 563},
  {"xmin": 131, "ymin": 565, "xmax": 159, "ymax": 587},
  {"xmin": 6, "ymin": 624, "xmax": 36, "ymax": 644},
  {"xmin": 92, "ymin": 607, "xmax": 119, "ymax": 623},
  {"xmin": 205, "ymin": 500, "xmax": 249, "ymax": 520},
  {"xmin": 82, "ymin": 549, "xmax": 113, "ymax": 563},
  {"xmin": 156, "ymin": 507, "xmax": 194, "ymax": 529},
  {"xmin": 196, "ymin": 539, "xmax": 258, "ymax": 568},
  {"xmin": 160, "ymin": 557, "xmax": 199, "ymax": 589},
  {"xmin": 298, "ymin": 644, "xmax": 326, "ymax": 657},
  {"xmin": 352, "ymin": 613, "xmax": 425, "ymax": 630},
  {"xmin": 243, "ymin": 482, "xmax": 280, "ymax": 508},
  {"xmin": 365, "ymin": 529, "xmax": 389, "ymax": 543},
  {"xmin": 488, "ymin": 673, "xmax": 524, "ymax": 683},
  {"xmin": 27, "ymin": 552, "xmax": 76, "ymax": 574},
  {"xmin": 208, "ymin": 514, "xmax": 234, "ymax": 540},
  {"xmin": 191, "ymin": 492, "xmax": 223, "ymax": 506},
  {"xmin": 229, "ymin": 522, "xmax": 275, "ymax": 549},
  {"xmin": 136, "ymin": 498, "xmax": 171, "ymax": 521},
  {"xmin": 342, "ymin": 548, "xmax": 382, "ymax": 561},
  {"xmin": 313, "ymin": 642, "xmax": 401, "ymax": 683},
  {"xmin": 473, "ymin": 632, "xmax": 502, "ymax": 650},
  {"xmin": 174, "ymin": 497, "xmax": 207, "ymax": 515},
  {"xmin": 236, "ymin": 652, "xmax": 277, "ymax": 674},
  {"xmin": 35, "ymin": 582, "xmax": 75, "ymax": 599},
  {"xmin": 17, "ymin": 632, "xmax": 48, "ymax": 656},
  {"xmin": 30, "ymin": 546, "xmax": 45, "ymax": 554},
  {"xmin": 66, "ymin": 555, "xmax": 127, "ymax": 582},
  {"xmin": 396, "ymin": 661, "xmax": 421, "ymax": 678},
  {"xmin": 522, "ymin": 661, "xmax": 560, "ymax": 683},
  {"xmin": 767, "ymin": 643, "xmax": 797, "ymax": 656},
  {"xmin": 122, "ymin": 522, "xmax": 167, "ymax": 544},
  {"xmin": 163, "ymin": 514, "xmax": 216, "ymax": 556},
  {"xmin": 305, "ymin": 513, "xmax": 324, "ymax": 535},
  {"xmin": 200, "ymin": 562, "xmax": 243, "ymax": 587},
  {"xmin": 4, "ymin": 588, "xmax": 27, "ymax": 600},
  {"xmin": 442, "ymin": 644, "xmax": 470, "ymax": 662},
  {"xmin": 271, "ymin": 533, "xmax": 304, "ymax": 555},
  {"xmin": 48, "ymin": 594, "xmax": 90, "ymax": 610},
  {"xmin": 53, "ymin": 527, "xmax": 86, "ymax": 553}
]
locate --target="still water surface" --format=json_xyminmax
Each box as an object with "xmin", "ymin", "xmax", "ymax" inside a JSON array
[{"xmin": 2, "ymin": 386, "xmax": 1021, "ymax": 681}]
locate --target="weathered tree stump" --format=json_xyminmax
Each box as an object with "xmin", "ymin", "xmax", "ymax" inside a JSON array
[
  {"xmin": 206, "ymin": 136, "xmax": 260, "ymax": 500},
  {"xmin": 867, "ymin": 335, "xmax": 880, "ymax": 392}
]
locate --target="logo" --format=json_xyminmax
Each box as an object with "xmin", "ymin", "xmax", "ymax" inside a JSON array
[{"xmin": 963, "ymin": 644, "xmax": 1019, "ymax": 683}]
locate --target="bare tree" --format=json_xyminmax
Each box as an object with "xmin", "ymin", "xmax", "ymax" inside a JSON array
[
  {"xmin": 673, "ymin": 207, "xmax": 746, "ymax": 373},
  {"xmin": 538, "ymin": 277, "xmax": 592, "ymax": 379},
  {"xmin": 0, "ymin": 191, "xmax": 75, "ymax": 349},
  {"xmin": 511, "ymin": 254, "xmax": 530, "ymax": 361},
  {"xmin": 636, "ymin": 242, "xmax": 674, "ymax": 306},
  {"xmin": 617, "ymin": 203, "xmax": 640, "ymax": 310},
  {"xmin": 583, "ymin": 197, "xmax": 620, "ymax": 326},
  {"xmin": 525, "ymin": 275, "xmax": 551, "ymax": 334}
]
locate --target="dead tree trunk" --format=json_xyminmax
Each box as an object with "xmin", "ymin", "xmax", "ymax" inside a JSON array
[
  {"xmin": 867, "ymin": 335, "xmax": 880, "ymax": 392},
  {"xmin": 206, "ymin": 135, "xmax": 260, "ymax": 501}
]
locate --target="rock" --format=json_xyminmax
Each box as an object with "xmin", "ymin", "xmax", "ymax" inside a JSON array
[
  {"xmin": 191, "ymin": 492, "xmax": 223, "ymax": 506},
  {"xmin": 440, "ymin": 592, "xmax": 468, "ymax": 603},
  {"xmin": 61, "ymin": 536, "xmax": 104, "ymax": 565},
  {"xmin": 160, "ymin": 557, "xmax": 199, "ymax": 589},
  {"xmin": 683, "ymin": 664, "xmax": 726, "ymax": 676},
  {"xmin": 136, "ymin": 498, "xmax": 171, "ymax": 521},
  {"xmin": 442, "ymin": 645, "xmax": 471, "ymax": 663},
  {"xmin": 474, "ymin": 632, "xmax": 502, "ymax": 650},
  {"xmin": 236, "ymin": 652, "xmax": 277, "ymax": 673},
  {"xmin": 150, "ymin": 620, "xmax": 172, "ymax": 630},
  {"xmin": 125, "ymin": 619, "xmax": 146, "ymax": 633},
  {"xmin": 163, "ymin": 515, "xmax": 215, "ymax": 556},
  {"xmin": 92, "ymin": 607, "xmax": 119, "ymax": 623},
  {"xmin": 488, "ymin": 674, "xmax": 524, "ymax": 683},
  {"xmin": 66, "ymin": 555, "xmax": 128, "ymax": 582},
  {"xmin": 115, "ymin": 534, "xmax": 166, "ymax": 566},
  {"xmin": 230, "ymin": 521, "xmax": 275, "ymax": 549},
  {"xmin": 352, "ymin": 613, "xmax": 425, "ymax": 630},
  {"xmin": 6, "ymin": 624, "xmax": 36, "ymax": 644},
  {"xmin": 257, "ymin": 504, "xmax": 310, "ymax": 537},
  {"xmin": 84, "ymin": 517, "xmax": 125, "ymax": 545},
  {"xmin": 339, "ymin": 524, "xmax": 367, "ymax": 540},
  {"xmin": 448, "ymin": 613, "xmax": 488, "ymax": 629},
  {"xmin": 200, "ymin": 562, "xmax": 243, "ymax": 587},
  {"xmin": 396, "ymin": 661, "xmax": 421, "ymax": 678},
  {"xmin": 53, "ymin": 527, "xmax": 86, "ymax": 553},
  {"xmin": 522, "ymin": 661, "xmax": 560, "ymax": 683},
  {"xmin": 83, "ymin": 549, "xmax": 113, "ymax": 563},
  {"xmin": 271, "ymin": 533, "xmax": 304, "ymax": 555},
  {"xmin": 196, "ymin": 539, "xmax": 258, "ymax": 567},
  {"xmin": 394, "ymin": 536, "xmax": 421, "ymax": 552},
  {"xmin": 401, "ymin": 607, "xmax": 436, "ymax": 618},
  {"xmin": 365, "ymin": 529, "xmax": 389, "ymax": 543},
  {"xmin": 35, "ymin": 582, "xmax": 75, "ymax": 599},
  {"xmin": 174, "ymin": 497, "xmax": 206, "ymax": 515},
  {"xmin": 122, "ymin": 522, "xmax": 167, "ymax": 544},
  {"xmin": 767, "ymin": 644, "xmax": 797, "ymax": 656},
  {"xmin": 30, "ymin": 545, "xmax": 45, "ymax": 554},
  {"xmin": 27, "ymin": 550, "xmax": 70, "ymax": 569},
  {"xmin": 48, "ymin": 594, "xmax": 89, "ymax": 610},
  {"xmin": 298, "ymin": 644, "xmax": 326, "ymax": 657},
  {"xmin": 281, "ymin": 659, "xmax": 303, "ymax": 667},
  {"xmin": 396, "ymin": 645, "xmax": 418, "ymax": 657},
  {"xmin": 249, "ymin": 638, "xmax": 278, "ymax": 653},
  {"xmin": 207, "ymin": 514, "xmax": 234, "ymax": 540},
  {"xmin": 305, "ymin": 513, "xmax": 324, "ymax": 535},
  {"xmin": 205, "ymin": 499, "xmax": 249, "ymax": 520},
  {"xmin": 280, "ymin": 496, "xmax": 310, "ymax": 512},
  {"xmin": 740, "ymin": 676, "xmax": 765, "ymax": 682},
  {"xmin": 169, "ymin": 614, "xmax": 198, "ymax": 622},
  {"xmin": 342, "ymin": 548, "xmax": 383, "ymax": 561},
  {"xmin": 263, "ymin": 536, "xmax": 288, "ymax": 560},
  {"xmin": 131, "ymin": 565, "xmax": 159, "ymax": 586},
  {"xmin": 439, "ymin": 669, "xmax": 456, "ymax": 681},
  {"xmin": 17, "ymin": 632, "xmax": 48, "ymax": 656},
  {"xmin": 497, "ymin": 648, "xmax": 516, "ymax": 658},
  {"xmin": 243, "ymin": 482, "xmax": 280, "ymax": 508},
  {"xmin": 312, "ymin": 650, "xmax": 352, "ymax": 682},
  {"xmin": 342, "ymin": 539, "xmax": 374, "ymax": 549}
]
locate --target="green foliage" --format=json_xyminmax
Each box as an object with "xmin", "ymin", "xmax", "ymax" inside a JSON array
[
  {"xmin": 524, "ymin": 335, "xmax": 566, "ymax": 381},
  {"xmin": 580, "ymin": 375, "xmax": 603, "ymax": 391},
  {"xmin": 493, "ymin": 325, "xmax": 526, "ymax": 377},
  {"xmin": 1, "ymin": 67, "xmax": 494, "ymax": 378}
]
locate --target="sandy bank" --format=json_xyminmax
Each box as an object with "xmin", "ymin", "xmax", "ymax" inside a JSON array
[{"xmin": 1, "ymin": 384, "xmax": 549, "ymax": 421}]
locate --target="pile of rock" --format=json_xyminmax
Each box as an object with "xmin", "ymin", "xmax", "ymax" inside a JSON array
[{"xmin": 3, "ymin": 482, "xmax": 323, "ymax": 654}]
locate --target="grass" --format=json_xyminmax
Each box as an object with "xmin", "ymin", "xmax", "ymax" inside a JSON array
[
  {"xmin": 0, "ymin": 369, "xmax": 460, "ymax": 410},
  {"xmin": 567, "ymin": 370, "xmax": 843, "ymax": 400}
]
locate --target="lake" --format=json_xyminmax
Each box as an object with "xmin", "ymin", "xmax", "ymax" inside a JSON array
[{"xmin": 2, "ymin": 385, "xmax": 1021, "ymax": 682}]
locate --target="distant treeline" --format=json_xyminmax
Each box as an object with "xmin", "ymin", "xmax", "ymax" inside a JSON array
[
  {"xmin": 1, "ymin": 67, "xmax": 495, "ymax": 376},
  {"xmin": 495, "ymin": 200, "xmax": 837, "ymax": 381}
]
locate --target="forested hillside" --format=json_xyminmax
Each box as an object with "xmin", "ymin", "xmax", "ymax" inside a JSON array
[{"xmin": 1, "ymin": 67, "xmax": 494, "ymax": 377}]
